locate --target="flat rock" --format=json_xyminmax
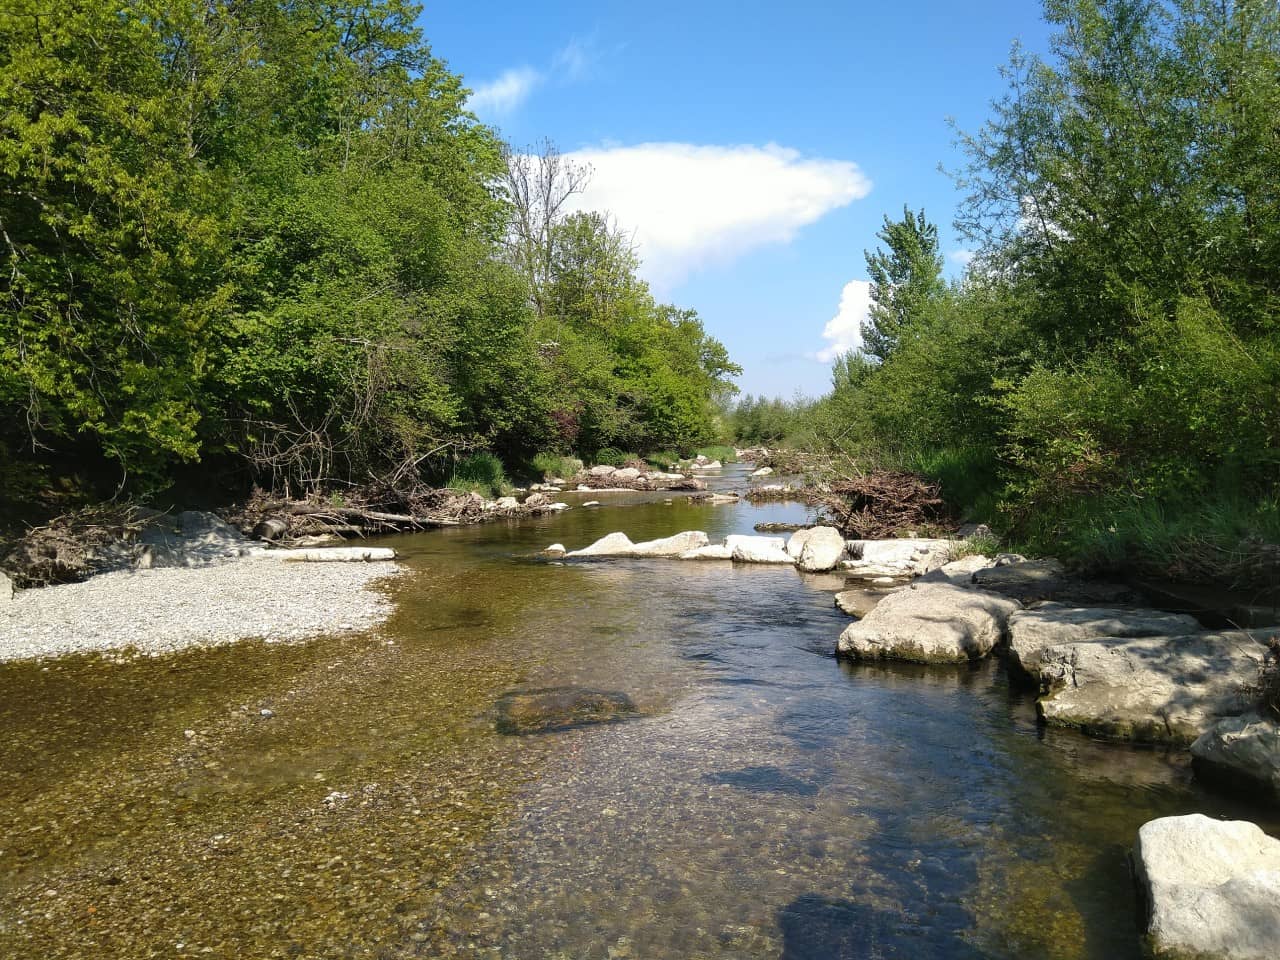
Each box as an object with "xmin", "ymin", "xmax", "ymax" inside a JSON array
[
  {"xmin": 1192, "ymin": 712, "xmax": 1280, "ymax": 802},
  {"xmin": 631, "ymin": 531, "xmax": 709, "ymax": 557},
  {"xmin": 834, "ymin": 586, "xmax": 897, "ymax": 619},
  {"xmin": 842, "ymin": 538, "xmax": 953, "ymax": 579},
  {"xmin": 588, "ymin": 465, "xmax": 616, "ymax": 477},
  {"xmin": 973, "ymin": 559, "xmax": 1138, "ymax": 604},
  {"xmin": 542, "ymin": 544, "xmax": 567, "ymax": 558},
  {"xmin": 751, "ymin": 466, "xmax": 774, "ymax": 477},
  {"xmin": 1006, "ymin": 603, "xmax": 1202, "ymax": 680},
  {"xmin": 567, "ymin": 532, "xmax": 635, "ymax": 558},
  {"xmin": 917, "ymin": 554, "xmax": 997, "ymax": 584},
  {"xmin": 1038, "ymin": 631, "xmax": 1274, "ymax": 743},
  {"xmin": 680, "ymin": 544, "xmax": 734, "ymax": 560},
  {"xmin": 837, "ymin": 583, "xmax": 1021, "ymax": 663},
  {"xmin": 613, "ymin": 467, "xmax": 641, "ymax": 481},
  {"xmin": 494, "ymin": 686, "xmax": 638, "ymax": 735},
  {"xmin": 726, "ymin": 535, "xmax": 795, "ymax": 565},
  {"xmin": 1134, "ymin": 813, "xmax": 1280, "ymax": 959}
]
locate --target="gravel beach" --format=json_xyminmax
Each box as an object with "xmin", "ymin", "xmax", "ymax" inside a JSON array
[{"xmin": 0, "ymin": 559, "xmax": 403, "ymax": 662}]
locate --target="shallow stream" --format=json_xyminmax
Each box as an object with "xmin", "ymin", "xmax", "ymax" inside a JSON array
[{"xmin": 2, "ymin": 465, "xmax": 1276, "ymax": 958}]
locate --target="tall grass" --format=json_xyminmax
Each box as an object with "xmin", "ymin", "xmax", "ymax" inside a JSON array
[
  {"xmin": 530, "ymin": 452, "xmax": 582, "ymax": 481},
  {"xmin": 448, "ymin": 452, "xmax": 509, "ymax": 497}
]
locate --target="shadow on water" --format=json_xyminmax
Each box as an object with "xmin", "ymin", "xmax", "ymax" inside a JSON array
[
  {"xmin": 779, "ymin": 893, "xmax": 991, "ymax": 960},
  {"xmin": 706, "ymin": 764, "xmax": 825, "ymax": 797}
]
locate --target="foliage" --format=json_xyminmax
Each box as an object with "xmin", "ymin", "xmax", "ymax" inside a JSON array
[
  {"xmin": 0, "ymin": 1, "xmax": 741, "ymax": 510},
  {"xmin": 448, "ymin": 452, "xmax": 508, "ymax": 498},
  {"xmin": 861, "ymin": 206, "xmax": 946, "ymax": 361},
  {"xmin": 530, "ymin": 452, "xmax": 582, "ymax": 481},
  {"xmin": 695, "ymin": 445, "xmax": 737, "ymax": 463}
]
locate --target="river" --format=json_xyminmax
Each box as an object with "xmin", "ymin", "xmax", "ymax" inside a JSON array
[{"xmin": 1, "ymin": 464, "xmax": 1275, "ymax": 958}]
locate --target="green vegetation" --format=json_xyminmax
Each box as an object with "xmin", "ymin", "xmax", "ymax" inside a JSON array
[
  {"xmin": 802, "ymin": 0, "xmax": 1280, "ymax": 585},
  {"xmin": 694, "ymin": 445, "xmax": 736, "ymax": 463},
  {"xmin": 447, "ymin": 453, "xmax": 509, "ymax": 498},
  {"xmin": 0, "ymin": 1, "xmax": 739, "ymax": 515},
  {"xmin": 530, "ymin": 452, "xmax": 583, "ymax": 482}
]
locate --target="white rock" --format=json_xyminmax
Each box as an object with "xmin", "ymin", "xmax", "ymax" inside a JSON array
[
  {"xmin": 725, "ymin": 535, "xmax": 795, "ymax": 565},
  {"xmin": 751, "ymin": 466, "xmax": 774, "ymax": 477},
  {"xmin": 1191, "ymin": 712, "xmax": 1280, "ymax": 800},
  {"xmin": 566, "ymin": 532, "xmax": 636, "ymax": 558},
  {"xmin": 542, "ymin": 544, "xmax": 567, "ymax": 558},
  {"xmin": 690, "ymin": 460, "xmax": 722, "ymax": 471},
  {"xmin": 1038, "ymin": 631, "xmax": 1273, "ymax": 743},
  {"xmin": 1006, "ymin": 603, "xmax": 1202, "ymax": 679},
  {"xmin": 1134, "ymin": 813, "xmax": 1280, "ymax": 960},
  {"xmin": 838, "ymin": 583, "xmax": 1020, "ymax": 663},
  {"xmin": 630, "ymin": 531, "xmax": 710, "ymax": 557},
  {"xmin": 613, "ymin": 467, "xmax": 641, "ymax": 481},
  {"xmin": 843, "ymin": 538, "xmax": 953, "ymax": 579},
  {"xmin": 680, "ymin": 545, "xmax": 734, "ymax": 560},
  {"xmin": 588, "ymin": 465, "xmax": 616, "ymax": 477},
  {"xmin": 493, "ymin": 496, "xmax": 519, "ymax": 510},
  {"xmin": 793, "ymin": 527, "xmax": 847, "ymax": 572},
  {"xmin": 582, "ymin": 500, "xmax": 601, "ymax": 508},
  {"xmin": 544, "ymin": 502, "xmax": 569, "ymax": 511},
  {"xmin": 784, "ymin": 528, "xmax": 818, "ymax": 559}
]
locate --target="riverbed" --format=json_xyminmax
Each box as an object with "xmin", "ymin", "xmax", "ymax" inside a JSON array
[{"xmin": 1, "ymin": 468, "xmax": 1275, "ymax": 959}]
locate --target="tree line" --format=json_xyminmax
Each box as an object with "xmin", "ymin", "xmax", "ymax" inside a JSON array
[
  {"xmin": 738, "ymin": 0, "xmax": 1280, "ymax": 579},
  {"xmin": 0, "ymin": 1, "xmax": 739, "ymax": 510}
]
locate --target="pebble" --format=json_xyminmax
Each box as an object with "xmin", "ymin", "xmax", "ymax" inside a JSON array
[{"xmin": 0, "ymin": 561, "xmax": 403, "ymax": 663}]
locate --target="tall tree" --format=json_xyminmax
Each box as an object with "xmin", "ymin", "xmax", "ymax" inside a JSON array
[{"xmin": 861, "ymin": 206, "xmax": 945, "ymax": 361}]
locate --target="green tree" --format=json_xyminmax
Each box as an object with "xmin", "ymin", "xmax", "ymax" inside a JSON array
[{"xmin": 861, "ymin": 206, "xmax": 945, "ymax": 361}]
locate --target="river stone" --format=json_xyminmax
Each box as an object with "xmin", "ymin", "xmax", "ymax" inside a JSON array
[
  {"xmin": 1006, "ymin": 603, "xmax": 1202, "ymax": 680},
  {"xmin": 834, "ymin": 586, "xmax": 896, "ymax": 619},
  {"xmin": 680, "ymin": 544, "xmax": 734, "ymax": 560},
  {"xmin": 751, "ymin": 466, "xmax": 774, "ymax": 477},
  {"xmin": 1134, "ymin": 813, "xmax": 1280, "ymax": 960},
  {"xmin": 837, "ymin": 583, "xmax": 1021, "ymax": 663},
  {"xmin": 972, "ymin": 558, "xmax": 1138, "ymax": 604},
  {"xmin": 588, "ymin": 465, "xmax": 616, "ymax": 477},
  {"xmin": 917, "ymin": 554, "xmax": 997, "ymax": 585},
  {"xmin": 1037, "ymin": 631, "xmax": 1273, "ymax": 743},
  {"xmin": 842, "ymin": 538, "xmax": 953, "ymax": 579},
  {"xmin": 796, "ymin": 527, "xmax": 847, "ymax": 572},
  {"xmin": 631, "ymin": 531, "xmax": 709, "ymax": 557},
  {"xmin": 492, "ymin": 496, "xmax": 519, "ymax": 510},
  {"xmin": 1191, "ymin": 712, "xmax": 1280, "ymax": 801},
  {"xmin": 567, "ymin": 532, "xmax": 635, "ymax": 558},
  {"xmin": 494, "ymin": 686, "xmax": 638, "ymax": 735},
  {"xmin": 726, "ymin": 535, "xmax": 795, "ymax": 565},
  {"xmin": 613, "ymin": 467, "xmax": 641, "ymax": 482},
  {"xmin": 542, "ymin": 544, "xmax": 567, "ymax": 558}
]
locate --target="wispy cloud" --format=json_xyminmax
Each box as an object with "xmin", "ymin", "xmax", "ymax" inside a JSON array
[
  {"xmin": 552, "ymin": 37, "xmax": 596, "ymax": 81},
  {"xmin": 948, "ymin": 248, "xmax": 975, "ymax": 267},
  {"xmin": 466, "ymin": 66, "xmax": 542, "ymax": 116},
  {"xmin": 562, "ymin": 142, "xmax": 872, "ymax": 290},
  {"xmin": 815, "ymin": 280, "xmax": 872, "ymax": 363}
]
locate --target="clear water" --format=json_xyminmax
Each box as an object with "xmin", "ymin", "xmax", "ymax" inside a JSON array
[{"xmin": 1, "ymin": 465, "xmax": 1275, "ymax": 959}]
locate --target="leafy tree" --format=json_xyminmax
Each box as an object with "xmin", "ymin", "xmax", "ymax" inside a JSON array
[{"xmin": 861, "ymin": 206, "xmax": 945, "ymax": 361}]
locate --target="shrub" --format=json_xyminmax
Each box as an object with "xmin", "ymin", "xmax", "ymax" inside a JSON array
[
  {"xmin": 448, "ymin": 452, "xmax": 508, "ymax": 497},
  {"xmin": 530, "ymin": 452, "xmax": 582, "ymax": 481},
  {"xmin": 645, "ymin": 450, "xmax": 681, "ymax": 471},
  {"xmin": 695, "ymin": 445, "xmax": 736, "ymax": 463},
  {"xmin": 593, "ymin": 447, "xmax": 634, "ymax": 467}
]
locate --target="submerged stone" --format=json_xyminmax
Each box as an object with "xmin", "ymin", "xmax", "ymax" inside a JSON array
[{"xmin": 493, "ymin": 686, "xmax": 638, "ymax": 735}]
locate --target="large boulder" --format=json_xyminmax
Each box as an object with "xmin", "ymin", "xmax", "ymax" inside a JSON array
[
  {"xmin": 787, "ymin": 527, "xmax": 846, "ymax": 572},
  {"xmin": 631, "ymin": 530, "xmax": 709, "ymax": 557},
  {"xmin": 1192, "ymin": 712, "xmax": 1280, "ymax": 802},
  {"xmin": 567, "ymin": 532, "xmax": 635, "ymax": 558},
  {"xmin": 613, "ymin": 466, "xmax": 642, "ymax": 482},
  {"xmin": 1133, "ymin": 813, "xmax": 1280, "ymax": 960},
  {"xmin": 1006, "ymin": 603, "xmax": 1202, "ymax": 680},
  {"xmin": 1037, "ymin": 631, "xmax": 1273, "ymax": 743},
  {"xmin": 588, "ymin": 464, "xmax": 616, "ymax": 477},
  {"xmin": 726, "ymin": 535, "xmax": 795, "ymax": 565},
  {"xmin": 841, "ymin": 538, "xmax": 953, "ymax": 580},
  {"xmin": 973, "ymin": 558, "xmax": 1138, "ymax": 604},
  {"xmin": 837, "ymin": 583, "xmax": 1021, "ymax": 663}
]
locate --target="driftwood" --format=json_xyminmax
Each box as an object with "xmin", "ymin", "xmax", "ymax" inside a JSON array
[{"xmin": 815, "ymin": 470, "xmax": 953, "ymax": 540}]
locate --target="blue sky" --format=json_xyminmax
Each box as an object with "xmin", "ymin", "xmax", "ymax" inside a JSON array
[{"xmin": 418, "ymin": 1, "xmax": 1054, "ymax": 398}]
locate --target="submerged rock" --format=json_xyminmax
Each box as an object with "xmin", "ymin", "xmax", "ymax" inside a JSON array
[
  {"xmin": 1037, "ymin": 631, "xmax": 1274, "ymax": 743},
  {"xmin": 1006, "ymin": 603, "xmax": 1202, "ymax": 680},
  {"xmin": 726, "ymin": 535, "xmax": 795, "ymax": 565},
  {"xmin": 1133, "ymin": 813, "xmax": 1280, "ymax": 959},
  {"xmin": 837, "ymin": 583, "xmax": 1020, "ymax": 663},
  {"xmin": 833, "ymin": 586, "xmax": 896, "ymax": 619},
  {"xmin": 1191, "ymin": 712, "xmax": 1280, "ymax": 802},
  {"xmin": 494, "ymin": 686, "xmax": 638, "ymax": 735}
]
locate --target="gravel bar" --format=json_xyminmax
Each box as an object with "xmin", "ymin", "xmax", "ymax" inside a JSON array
[{"xmin": 0, "ymin": 560, "xmax": 403, "ymax": 663}]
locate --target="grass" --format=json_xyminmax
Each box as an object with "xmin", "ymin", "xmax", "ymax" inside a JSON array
[
  {"xmin": 447, "ymin": 452, "xmax": 509, "ymax": 498},
  {"xmin": 645, "ymin": 450, "xmax": 681, "ymax": 471},
  {"xmin": 694, "ymin": 445, "xmax": 737, "ymax": 463},
  {"xmin": 592, "ymin": 448, "xmax": 637, "ymax": 467},
  {"xmin": 530, "ymin": 452, "xmax": 582, "ymax": 481}
]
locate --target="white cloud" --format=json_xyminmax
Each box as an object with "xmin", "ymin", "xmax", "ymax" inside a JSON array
[
  {"xmin": 562, "ymin": 142, "xmax": 871, "ymax": 289},
  {"xmin": 467, "ymin": 67, "xmax": 542, "ymax": 116},
  {"xmin": 948, "ymin": 248, "xmax": 975, "ymax": 267},
  {"xmin": 553, "ymin": 38, "xmax": 595, "ymax": 81},
  {"xmin": 815, "ymin": 280, "xmax": 872, "ymax": 363}
]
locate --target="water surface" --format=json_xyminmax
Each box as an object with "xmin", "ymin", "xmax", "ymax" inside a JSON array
[{"xmin": 1, "ymin": 469, "xmax": 1274, "ymax": 958}]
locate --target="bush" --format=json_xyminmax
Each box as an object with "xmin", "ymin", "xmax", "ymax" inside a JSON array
[
  {"xmin": 695, "ymin": 445, "xmax": 736, "ymax": 462},
  {"xmin": 593, "ymin": 447, "xmax": 635, "ymax": 467},
  {"xmin": 448, "ymin": 452, "xmax": 508, "ymax": 497},
  {"xmin": 530, "ymin": 452, "xmax": 582, "ymax": 481},
  {"xmin": 645, "ymin": 450, "xmax": 681, "ymax": 471}
]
